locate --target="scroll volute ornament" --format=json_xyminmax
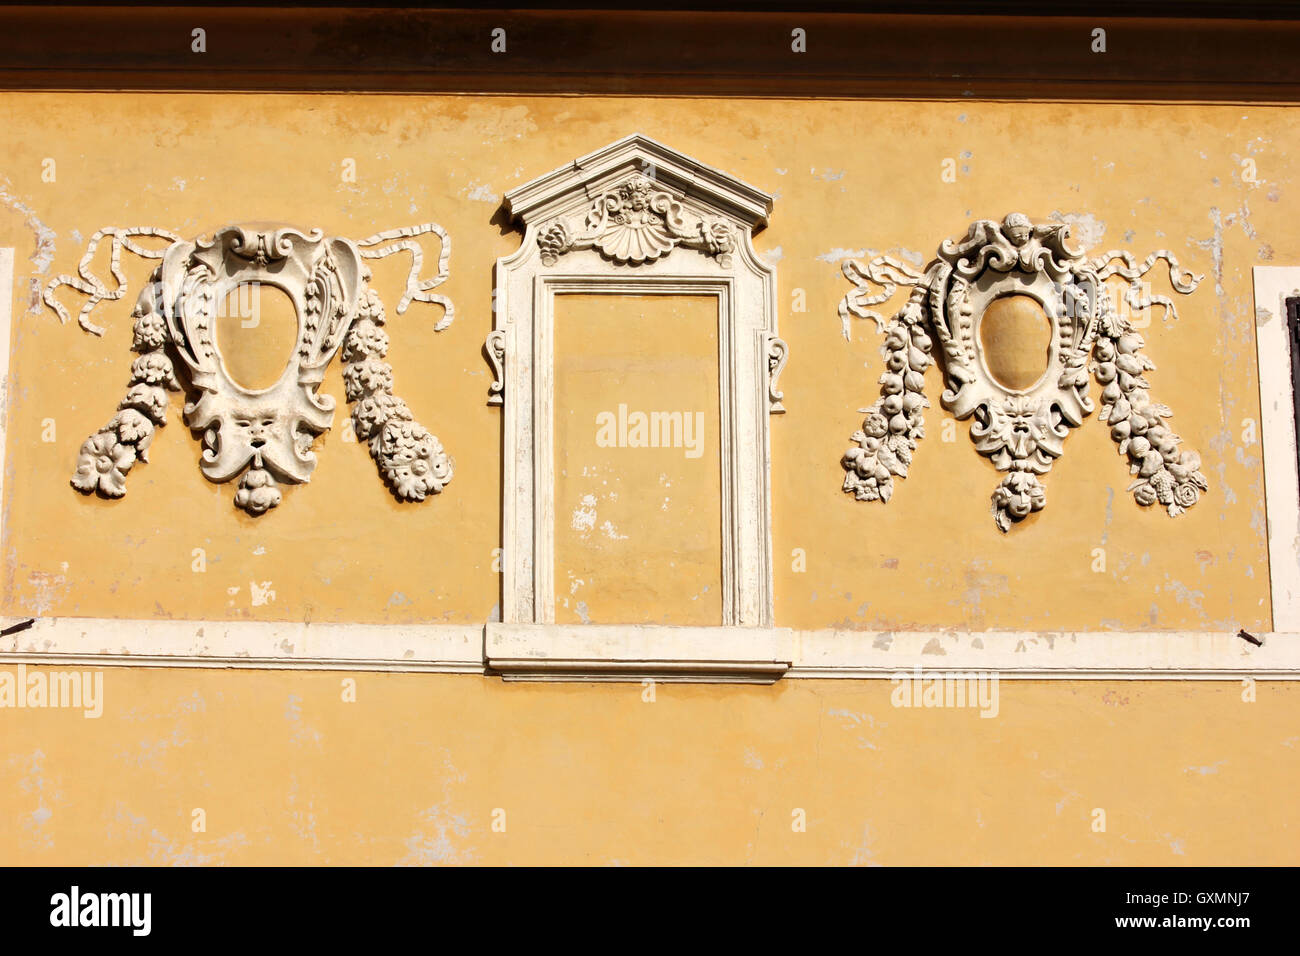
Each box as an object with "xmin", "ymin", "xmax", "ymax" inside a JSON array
[
  {"xmin": 536, "ymin": 172, "xmax": 736, "ymax": 267},
  {"xmin": 840, "ymin": 213, "xmax": 1208, "ymax": 532},
  {"xmin": 163, "ymin": 225, "xmax": 361, "ymax": 502},
  {"xmin": 49, "ymin": 221, "xmax": 456, "ymax": 515}
]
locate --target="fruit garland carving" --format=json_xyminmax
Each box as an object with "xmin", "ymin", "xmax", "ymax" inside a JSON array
[
  {"xmin": 46, "ymin": 222, "xmax": 455, "ymax": 516},
  {"xmin": 839, "ymin": 213, "xmax": 1207, "ymax": 531}
]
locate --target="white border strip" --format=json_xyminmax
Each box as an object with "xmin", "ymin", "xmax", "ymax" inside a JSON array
[
  {"xmin": 1252, "ymin": 267, "xmax": 1300, "ymax": 632},
  {"xmin": 1, "ymin": 618, "xmax": 484, "ymax": 673},
  {"xmin": 4, "ymin": 620, "xmax": 1298, "ymax": 679},
  {"xmin": 787, "ymin": 629, "xmax": 1294, "ymax": 680},
  {"xmin": 0, "ymin": 247, "xmax": 12, "ymax": 570}
]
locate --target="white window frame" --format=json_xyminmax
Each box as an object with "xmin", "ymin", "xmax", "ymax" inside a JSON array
[
  {"xmin": 482, "ymin": 135, "xmax": 787, "ymax": 679},
  {"xmin": 1252, "ymin": 267, "xmax": 1300, "ymax": 632}
]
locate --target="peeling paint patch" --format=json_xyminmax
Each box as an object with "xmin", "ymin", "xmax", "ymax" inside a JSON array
[
  {"xmin": 828, "ymin": 708, "xmax": 878, "ymax": 751},
  {"xmin": 463, "ymin": 181, "xmax": 500, "ymax": 203},
  {"xmin": 21, "ymin": 567, "xmax": 71, "ymax": 616},
  {"xmin": 816, "ymin": 247, "xmax": 868, "ymax": 264},
  {"xmin": 1048, "ymin": 210, "xmax": 1106, "ymax": 248},
  {"xmin": 284, "ymin": 693, "xmax": 323, "ymax": 750},
  {"xmin": 397, "ymin": 755, "xmax": 475, "ymax": 865},
  {"xmin": 571, "ymin": 494, "xmax": 597, "ymax": 535},
  {"xmin": 0, "ymin": 179, "xmax": 56, "ymax": 279},
  {"xmin": 13, "ymin": 749, "xmax": 56, "ymax": 850},
  {"xmin": 598, "ymin": 520, "xmax": 626, "ymax": 541},
  {"xmin": 847, "ymin": 824, "xmax": 879, "ymax": 866}
]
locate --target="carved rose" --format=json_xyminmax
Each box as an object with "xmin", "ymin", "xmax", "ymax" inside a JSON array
[
  {"xmin": 1173, "ymin": 483, "xmax": 1199, "ymax": 509},
  {"xmin": 699, "ymin": 220, "xmax": 733, "ymax": 258},
  {"xmin": 71, "ymin": 431, "xmax": 136, "ymax": 498}
]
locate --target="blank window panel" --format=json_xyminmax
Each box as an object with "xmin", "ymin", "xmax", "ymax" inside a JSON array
[{"xmin": 553, "ymin": 294, "xmax": 722, "ymax": 626}]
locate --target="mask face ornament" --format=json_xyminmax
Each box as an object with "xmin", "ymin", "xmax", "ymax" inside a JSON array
[
  {"xmin": 48, "ymin": 221, "xmax": 455, "ymax": 516},
  {"xmin": 166, "ymin": 225, "xmax": 359, "ymax": 509},
  {"xmin": 838, "ymin": 213, "xmax": 1209, "ymax": 532}
]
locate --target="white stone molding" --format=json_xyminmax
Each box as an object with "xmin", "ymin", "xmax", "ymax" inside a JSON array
[
  {"xmin": 489, "ymin": 134, "xmax": 781, "ymax": 632},
  {"xmin": 5, "ymin": 618, "xmax": 1300, "ymax": 681},
  {"xmin": 840, "ymin": 213, "xmax": 1208, "ymax": 532},
  {"xmin": 44, "ymin": 222, "xmax": 455, "ymax": 514},
  {"xmin": 1, "ymin": 618, "xmax": 485, "ymax": 674},
  {"xmin": 485, "ymin": 623, "xmax": 791, "ymax": 683},
  {"xmin": 0, "ymin": 247, "xmax": 11, "ymax": 565},
  {"xmin": 1252, "ymin": 267, "xmax": 1300, "ymax": 632}
]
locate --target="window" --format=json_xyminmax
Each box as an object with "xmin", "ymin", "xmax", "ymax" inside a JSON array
[
  {"xmin": 1252, "ymin": 268, "xmax": 1300, "ymax": 633},
  {"xmin": 483, "ymin": 134, "xmax": 790, "ymax": 680}
]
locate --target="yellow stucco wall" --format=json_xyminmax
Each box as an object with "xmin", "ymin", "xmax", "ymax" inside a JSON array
[
  {"xmin": 4, "ymin": 672, "xmax": 1296, "ymax": 865},
  {"xmin": 1, "ymin": 93, "xmax": 1295, "ymax": 864}
]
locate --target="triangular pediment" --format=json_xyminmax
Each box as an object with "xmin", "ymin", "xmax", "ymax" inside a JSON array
[{"xmin": 503, "ymin": 134, "xmax": 773, "ymax": 229}]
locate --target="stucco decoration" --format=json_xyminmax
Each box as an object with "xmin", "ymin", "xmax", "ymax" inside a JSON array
[
  {"xmin": 839, "ymin": 213, "xmax": 1207, "ymax": 532},
  {"xmin": 536, "ymin": 173, "xmax": 736, "ymax": 267},
  {"xmin": 46, "ymin": 222, "xmax": 454, "ymax": 515},
  {"xmin": 490, "ymin": 133, "xmax": 783, "ymax": 644}
]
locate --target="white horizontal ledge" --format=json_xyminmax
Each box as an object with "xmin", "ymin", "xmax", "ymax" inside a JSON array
[
  {"xmin": 0, "ymin": 617, "xmax": 484, "ymax": 673},
  {"xmin": 485, "ymin": 623, "xmax": 791, "ymax": 683},
  {"xmin": 788, "ymin": 629, "xmax": 1298, "ymax": 680},
  {"xmin": 2, "ymin": 618, "xmax": 1297, "ymax": 680}
]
